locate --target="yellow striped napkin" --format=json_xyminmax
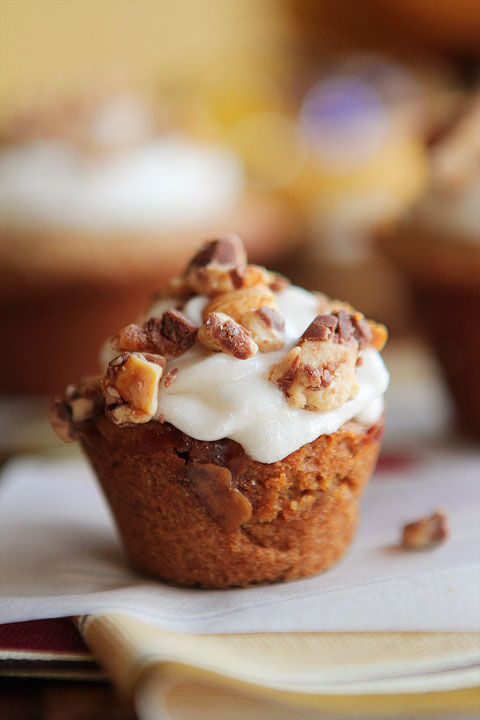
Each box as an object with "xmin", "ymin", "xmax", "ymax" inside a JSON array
[{"xmin": 78, "ymin": 613, "xmax": 480, "ymax": 719}]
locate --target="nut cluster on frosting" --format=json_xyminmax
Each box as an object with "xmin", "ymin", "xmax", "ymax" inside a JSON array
[
  {"xmin": 50, "ymin": 234, "xmax": 387, "ymax": 436},
  {"xmin": 269, "ymin": 309, "xmax": 381, "ymax": 412}
]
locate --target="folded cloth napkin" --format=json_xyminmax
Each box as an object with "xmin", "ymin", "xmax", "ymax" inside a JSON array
[
  {"xmin": 1, "ymin": 450, "xmax": 479, "ymax": 632},
  {"xmin": 78, "ymin": 613, "xmax": 480, "ymax": 719}
]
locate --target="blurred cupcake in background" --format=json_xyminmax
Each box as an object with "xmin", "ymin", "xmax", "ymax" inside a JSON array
[
  {"xmin": 0, "ymin": 89, "xmax": 297, "ymax": 394},
  {"xmin": 282, "ymin": 55, "xmax": 429, "ymax": 332},
  {"xmin": 381, "ymin": 90, "xmax": 480, "ymax": 439},
  {"xmin": 183, "ymin": 65, "xmax": 308, "ymax": 197}
]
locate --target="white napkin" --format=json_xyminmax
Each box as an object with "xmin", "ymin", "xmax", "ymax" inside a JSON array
[{"xmin": 1, "ymin": 449, "xmax": 479, "ymax": 633}]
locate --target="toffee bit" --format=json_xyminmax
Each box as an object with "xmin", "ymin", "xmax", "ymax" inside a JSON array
[{"xmin": 401, "ymin": 510, "xmax": 449, "ymax": 550}]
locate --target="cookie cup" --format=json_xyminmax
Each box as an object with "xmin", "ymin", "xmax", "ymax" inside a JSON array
[{"xmin": 79, "ymin": 414, "xmax": 384, "ymax": 588}]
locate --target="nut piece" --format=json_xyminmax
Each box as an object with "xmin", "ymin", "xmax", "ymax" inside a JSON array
[
  {"xmin": 241, "ymin": 306, "xmax": 285, "ymax": 352},
  {"xmin": 187, "ymin": 463, "xmax": 252, "ymax": 533},
  {"xmin": 103, "ymin": 352, "xmax": 165, "ymax": 426},
  {"xmin": 160, "ymin": 309, "xmax": 198, "ymax": 349},
  {"xmin": 111, "ymin": 309, "xmax": 197, "ymax": 358},
  {"xmin": 367, "ymin": 319, "xmax": 388, "ymax": 351},
  {"xmin": 269, "ymin": 311, "xmax": 364, "ymax": 412},
  {"xmin": 188, "ymin": 263, "xmax": 274, "ymax": 296},
  {"xmin": 163, "ymin": 367, "xmax": 178, "ymax": 388},
  {"xmin": 269, "ymin": 272, "xmax": 291, "ymax": 293},
  {"xmin": 203, "ymin": 285, "xmax": 276, "ymax": 323},
  {"xmin": 401, "ymin": 511, "xmax": 449, "ymax": 550},
  {"xmin": 155, "ymin": 275, "xmax": 192, "ymax": 300},
  {"xmin": 185, "ymin": 235, "xmax": 246, "ymax": 297},
  {"xmin": 198, "ymin": 312, "xmax": 258, "ymax": 359},
  {"xmin": 270, "ymin": 342, "xmax": 358, "ymax": 412},
  {"xmin": 49, "ymin": 398, "xmax": 78, "ymax": 443},
  {"xmin": 49, "ymin": 377, "xmax": 103, "ymax": 443},
  {"xmin": 328, "ymin": 300, "xmax": 387, "ymax": 352},
  {"xmin": 186, "ymin": 234, "xmax": 247, "ymax": 272},
  {"xmin": 183, "ymin": 235, "xmax": 278, "ymax": 296}
]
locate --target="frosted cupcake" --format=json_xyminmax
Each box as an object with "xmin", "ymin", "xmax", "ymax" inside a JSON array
[{"xmin": 50, "ymin": 235, "xmax": 389, "ymax": 588}]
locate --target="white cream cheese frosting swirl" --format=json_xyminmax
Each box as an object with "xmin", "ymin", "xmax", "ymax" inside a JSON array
[{"xmin": 134, "ymin": 284, "xmax": 389, "ymax": 464}]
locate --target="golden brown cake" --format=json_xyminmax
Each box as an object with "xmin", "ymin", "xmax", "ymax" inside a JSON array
[{"xmin": 50, "ymin": 235, "xmax": 389, "ymax": 588}]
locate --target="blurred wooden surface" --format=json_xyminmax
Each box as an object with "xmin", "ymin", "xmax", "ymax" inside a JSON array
[{"xmin": 0, "ymin": 678, "xmax": 137, "ymax": 720}]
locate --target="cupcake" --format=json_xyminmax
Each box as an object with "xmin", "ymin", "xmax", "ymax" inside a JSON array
[
  {"xmin": 50, "ymin": 235, "xmax": 389, "ymax": 588},
  {"xmin": 381, "ymin": 92, "xmax": 480, "ymax": 439}
]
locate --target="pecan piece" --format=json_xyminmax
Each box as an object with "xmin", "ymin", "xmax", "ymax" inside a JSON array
[
  {"xmin": 111, "ymin": 309, "xmax": 197, "ymax": 358},
  {"xmin": 203, "ymin": 285, "xmax": 276, "ymax": 323},
  {"xmin": 401, "ymin": 511, "xmax": 449, "ymax": 550},
  {"xmin": 367, "ymin": 319, "xmax": 388, "ymax": 351},
  {"xmin": 188, "ymin": 262, "xmax": 273, "ymax": 297},
  {"xmin": 327, "ymin": 300, "xmax": 387, "ymax": 352},
  {"xmin": 187, "ymin": 463, "xmax": 252, "ymax": 533},
  {"xmin": 269, "ymin": 272, "xmax": 291, "ymax": 293},
  {"xmin": 186, "ymin": 234, "xmax": 247, "ymax": 272},
  {"xmin": 183, "ymin": 235, "xmax": 276, "ymax": 296},
  {"xmin": 49, "ymin": 377, "xmax": 103, "ymax": 443},
  {"xmin": 49, "ymin": 397, "xmax": 78, "ymax": 443},
  {"xmin": 102, "ymin": 352, "xmax": 165, "ymax": 426},
  {"xmin": 160, "ymin": 309, "xmax": 198, "ymax": 349},
  {"xmin": 111, "ymin": 323, "xmax": 153, "ymax": 353},
  {"xmin": 185, "ymin": 235, "xmax": 247, "ymax": 296},
  {"xmin": 241, "ymin": 306, "xmax": 285, "ymax": 352},
  {"xmin": 198, "ymin": 312, "xmax": 258, "ymax": 359},
  {"xmin": 270, "ymin": 312, "xmax": 363, "ymax": 411},
  {"xmin": 163, "ymin": 367, "xmax": 178, "ymax": 388}
]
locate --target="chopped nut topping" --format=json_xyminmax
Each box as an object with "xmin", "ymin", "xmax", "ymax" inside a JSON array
[
  {"xmin": 401, "ymin": 511, "xmax": 449, "ymax": 550},
  {"xmin": 160, "ymin": 309, "xmax": 198, "ymax": 348},
  {"xmin": 111, "ymin": 309, "xmax": 197, "ymax": 358},
  {"xmin": 186, "ymin": 235, "xmax": 247, "ymax": 272},
  {"xmin": 49, "ymin": 376, "xmax": 103, "ymax": 443},
  {"xmin": 327, "ymin": 301, "xmax": 387, "ymax": 352},
  {"xmin": 269, "ymin": 311, "xmax": 369, "ymax": 412},
  {"xmin": 111, "ymin": 323, "xmax": 152, "ymax": 353},
  {"xmin": 367, "ymin": 319, "xmax": 388, "ymax": 351},
  {"xmin": 187, "ymin": 463, "xmax": 252, "ymax": 533},
  {"xmin": 270, "ymin": 340, "xmax": 358, "ymax": 412},
  {"xmin": 299, "ymin": 310, "xmax": 372, "ymax": 348},
  {"xmin": 102, "ymin": 352, "xmax": 165, "ymax": 426},
  {"xmin": 241, "ymin": 306, "xmax": 286, "ymax": 352},
  {"xmin": 299, "ymin": 314, "xmax": 338, "ymax": 343},
  {"xmin": 163, "ymin": 367, "xmax": 178, "ymax": 388},
  {"xmin": 161, "ymin": 275, "xmax": 193, "ymax": 300},
  {"xmin": 198, "ymin": 312, "xmax": 258, "ymax": 359},
  {"xmin": 269, "ymin": 273, "xmax": 291, "ymax": 293},
  {"xmin": 187, "ymin": 261, "xmax": 273, "ymax": 297},
  {"xmin": 49, "ymin": 398, "xmax": 79, "ymax": 443},
  {"xmin": 181, "ymin": 235, "xmax": 278, "ymax": 296},
  {"xmin": 203, "ymin": 285, "xmax": 276, "ymax": 323}
]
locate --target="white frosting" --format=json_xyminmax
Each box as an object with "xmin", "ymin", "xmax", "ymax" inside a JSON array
[
  {"xmin": 0, "ymin": 134, "xmax": 244, "ymax": 231},
  {"xmin": 148, "ymin": 286, "xmax": 389, "ymax": 463}
]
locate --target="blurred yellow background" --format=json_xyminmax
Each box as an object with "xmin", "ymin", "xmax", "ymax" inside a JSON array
[{"xmin": 0, "ymin": 0, "xmax": 292, "ymax": 112}]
